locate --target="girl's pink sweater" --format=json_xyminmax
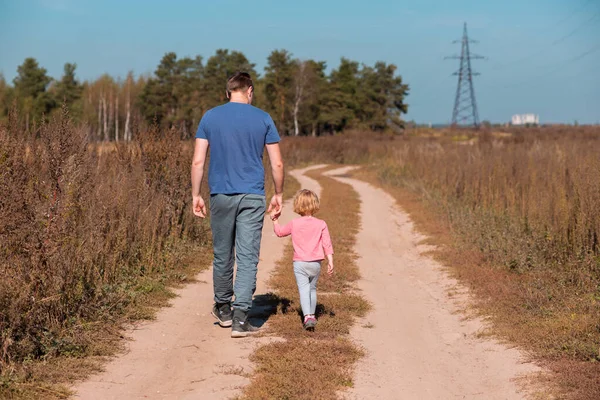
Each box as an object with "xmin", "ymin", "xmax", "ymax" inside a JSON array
[{"xmin": 273, "ymin": 216, "xmax": 333, "ymax": 262}]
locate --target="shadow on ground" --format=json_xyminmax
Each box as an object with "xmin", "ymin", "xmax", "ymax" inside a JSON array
[
  {"xmin": 246, "ymin": 293, "xmax": 335, "ymax": 327},
  {"xmin": 248, "ymin": 293, "xmax": 291, "ymax": 328}
]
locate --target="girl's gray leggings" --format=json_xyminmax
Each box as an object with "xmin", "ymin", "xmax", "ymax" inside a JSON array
[{"xmin": 293, "ymin": 261, "xmax": 322, "ymax": 316}]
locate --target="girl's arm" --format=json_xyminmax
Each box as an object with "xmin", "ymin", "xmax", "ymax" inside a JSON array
[
  {"xmin": 273, "ymin": 220, "xmax": 292, "ymax": 237},
  {"xmin": 322, "ymin": 222, "xmax": 334, "ymax": 275},
  {"xmin": 321, "ymin": 223, "xmax": 334, "ymax": 256},
  {"xmin": 326, "ymin": 254, "xmax": 334, "ymax": 275}
]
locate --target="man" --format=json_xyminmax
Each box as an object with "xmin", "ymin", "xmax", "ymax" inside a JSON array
[{"xmin": 191, "ymin": 72, "xmax": 284, "ymax": 338}]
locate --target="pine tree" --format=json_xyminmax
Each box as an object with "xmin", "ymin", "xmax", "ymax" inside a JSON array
[
  {"xmin": 321, "ymin": 58, "xmax": 360, "ymax": 133},
  {"xmin": 53, "ymin": 63, "xmax": 83, "ymax": 120},
  {"xmin": 357, "ymin": 62, "xmax": 409, "ymax": 131},
  {"xmin": 0, "ymin": 73, "xmax": 12, "ymax": 122},
  {"xmin": 203, "ymin": 49, "xmax": 256, "ymax": 110},
  {"xmin": 54, "ymin": 63, "xmax": 82, "ymax": 105},
  {"xmin": 13, "ymin": 58, "xmax": 55, "ymax": 128},
  {"xmin": 139, "ymin": 52, "xmax": 205, "ymax": 135},
  {"xmin": 263, "ymin": 50, "xmax": 295, "ymax": 134}
]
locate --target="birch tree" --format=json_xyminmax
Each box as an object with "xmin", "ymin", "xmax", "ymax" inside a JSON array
[
  {"xmin": 115, "ymin": 92, "xmax": 119, "ymax": 142},
  {"xmin": 97, "ymin": 90, "xmax": 102, "ymax": 140},
  {"xmin": 102, "ymin": 91, "xmax": 108, "ymax": 141},
  {"xmin": 292, "ymin": 60, "xmax": 307, "ymax": 136},
  {"xmin": 124, "ymin": 72, "xmax": 134, "ymax": 141}
]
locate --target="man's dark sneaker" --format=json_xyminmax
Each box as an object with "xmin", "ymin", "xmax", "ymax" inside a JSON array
[
  {"xmin": 211, "ymin": 303, "xmax": 233, "ymax": 327},
  {"xmin": 231, "ymin": 309, "xmax": 259, "ymax": 338}
]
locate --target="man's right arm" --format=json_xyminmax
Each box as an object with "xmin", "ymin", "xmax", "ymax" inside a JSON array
[
  {"xmin": 266, "ymin": 142, "xmax": 284, "ymax": 219},
  {"xmin": 191, "ymin": 138, "xmax": 209, "ymax": 218}
]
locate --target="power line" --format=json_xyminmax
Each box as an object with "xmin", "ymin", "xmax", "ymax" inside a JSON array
[
  {"xmin": 490, "ymin": 3, "xmax": 598, "ymax": 71},
  {"xmin": 553, "ymin": 0, "xmax": 595, "ymax": 26},
  {"xmin": 566, "ymin": 43, "xmax": 600, "ymax": 62},
  {"xmin": 552, "ymin": 11, "xmax": 600, "ymax": 45},
  {"xmin": 491, "ymin": 43, "xmax": 600, "ymax": 90}
]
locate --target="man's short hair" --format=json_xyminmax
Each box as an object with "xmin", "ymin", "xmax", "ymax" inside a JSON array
[{"xmin": 226, "ymin": 72, "xmax": 253, "ymax": 96}]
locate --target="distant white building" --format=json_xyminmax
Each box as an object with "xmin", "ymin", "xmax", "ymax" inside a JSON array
[{"xmin": 511, "ymin": 114, "xmax": 539, "ymax": 125}]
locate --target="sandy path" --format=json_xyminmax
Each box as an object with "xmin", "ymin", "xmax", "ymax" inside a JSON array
[
  {"xmin": 325, "ymin": 166, "xmax": 539, "ymax": 400},
  {"xmin": 73, "ymin": 165, "xmax": 325, "ymax": 400},
  {"xmin": 74, "ymin": 164, "xmax": 538, "ymax": 400}
]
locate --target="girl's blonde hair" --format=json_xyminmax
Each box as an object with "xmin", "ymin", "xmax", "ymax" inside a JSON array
[{"xmin": 293, "ymin": 189, "xmax": 320, "ymax": 216}]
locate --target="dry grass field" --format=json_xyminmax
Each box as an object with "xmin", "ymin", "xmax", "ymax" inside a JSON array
[
  {"xmin": 0, "ymin": 110, "xmax": 212, "ymax": 398},
  {"xmin": 2, "ymin": 110, "xmax": 599, "ymax": 400},
  {"xmin": 280, "ymin": 127, "xmax": 600, "ymax": 400}
]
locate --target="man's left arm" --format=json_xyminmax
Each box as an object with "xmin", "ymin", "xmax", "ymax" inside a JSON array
[{"xmin": 266, "ymin": 142, "xmax": 284, "ymax": 219}]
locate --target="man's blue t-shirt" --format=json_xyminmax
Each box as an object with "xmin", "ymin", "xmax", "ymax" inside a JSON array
[{"xmin": 195, "ymin": 102, "xmax": 280, "ymax": 196}]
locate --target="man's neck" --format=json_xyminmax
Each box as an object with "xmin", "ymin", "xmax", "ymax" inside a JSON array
[{"xmin": 229, "ymin": 93, "xmax": 250, "ymax": 104}]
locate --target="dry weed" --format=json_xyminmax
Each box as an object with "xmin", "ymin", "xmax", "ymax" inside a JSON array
[{"xmin": 0, "ymin": 110, "xmax": 212, "ymax": 398}]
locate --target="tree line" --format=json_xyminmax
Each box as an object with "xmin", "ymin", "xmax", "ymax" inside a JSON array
[{"xmin": 0, "ymin": 49, "xmax": 409, "ymax": 139}]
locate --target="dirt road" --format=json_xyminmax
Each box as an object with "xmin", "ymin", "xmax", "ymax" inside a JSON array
[
  {"xmin": 74, "ymin": 165, "xmax": 538, "ymax": 399},
  {"xmin": 325, "ymin": 166, "xmax": 539, "ymax": 400},
  {"xmin": 72, "ymin": 166, "xmax": 324, "ymax": 400}
]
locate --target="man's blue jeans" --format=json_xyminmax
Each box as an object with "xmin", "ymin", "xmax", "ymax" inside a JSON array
[{"xmin": 209, "ymin": 194, "xmax": 266, "ymax": 312}]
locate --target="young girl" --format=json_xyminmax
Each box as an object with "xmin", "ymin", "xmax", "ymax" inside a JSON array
[{"xmin": 271, "ymin": 189, "xmax": 334, "ymax": 330}]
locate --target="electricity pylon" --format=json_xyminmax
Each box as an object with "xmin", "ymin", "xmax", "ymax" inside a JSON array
[{"xmin": 445, "ymin": 23, "xmax": 484, "ymax": 127}]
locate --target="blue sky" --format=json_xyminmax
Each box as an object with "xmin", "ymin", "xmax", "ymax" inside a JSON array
[{"xmin": 0, "ymin": 0, "xmax": 598, "ymax": 124}]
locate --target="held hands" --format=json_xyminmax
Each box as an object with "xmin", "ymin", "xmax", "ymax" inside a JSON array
[
  {"xmin": 192, "ymin": 195, "xmax": 207, "ymax": 218},
  {"xmin": 268, "ymin": 194, "xmax": 283, "ymax": 221}
]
